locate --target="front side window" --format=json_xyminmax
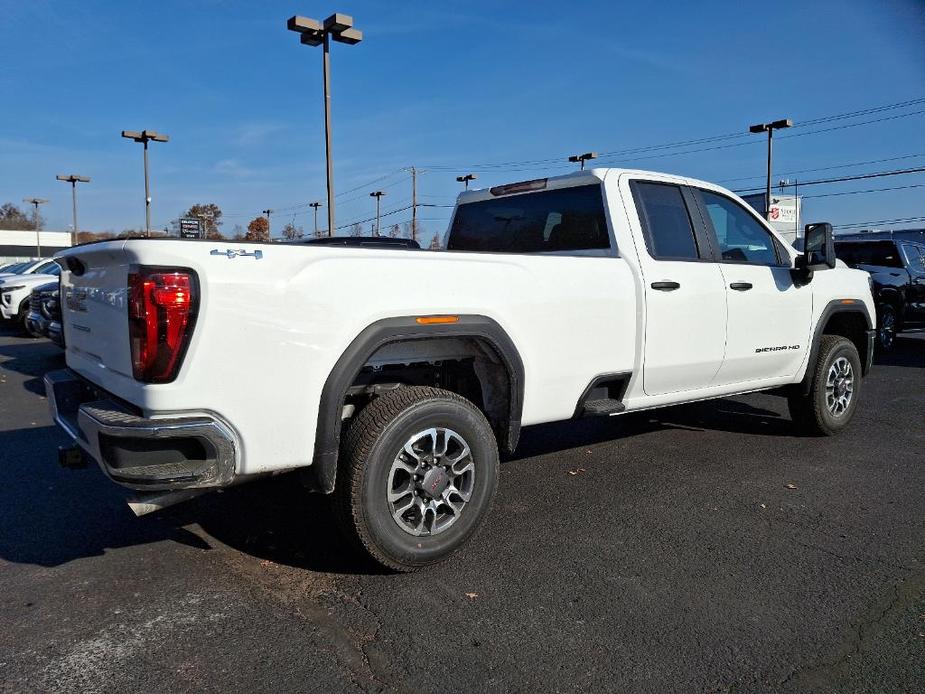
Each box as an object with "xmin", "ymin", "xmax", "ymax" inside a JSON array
[
  {"xmin": 446, "ymin": 184, "xmax": 610, "ymax": 253},
  {"xmin": 631, "ymin": 182, "xmax": 700, "ymax": 260},
  {"xmin": 699, "ymin": 190, "xmax": 779, "ymax": 265},
  {"xmin": 902, "ymin": 244, "xmax": 925, "ymax": 271}
]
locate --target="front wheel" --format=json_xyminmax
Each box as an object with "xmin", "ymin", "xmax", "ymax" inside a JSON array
[
  {"xmin": 334, "ymin": 386, "xmax": 499, "ymax": 572},
  {"xmin": 788, "ymin": 335, "xmax": 863, "ymax": 436}
]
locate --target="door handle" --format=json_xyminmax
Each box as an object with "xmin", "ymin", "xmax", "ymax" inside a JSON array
[
  {"xmin": 651, "ymin": 281, "xmax": 680, "ymax": 291},
  {"xmin": 729, "ymin": 282, "xmax": 753, "ymax": 291}
]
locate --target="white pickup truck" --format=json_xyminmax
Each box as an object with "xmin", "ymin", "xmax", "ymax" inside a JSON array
[{"xmin": 46, "ymin": 168, "xmax": 876, "ymax": 571}]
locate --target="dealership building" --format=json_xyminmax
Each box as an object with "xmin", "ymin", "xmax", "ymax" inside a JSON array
[{"xmin": 0, "ymin": 229, "xmax": 72, "ymax": 264}]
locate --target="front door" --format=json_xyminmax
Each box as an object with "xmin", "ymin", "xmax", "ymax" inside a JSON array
[
  {"xmin": 694, "ymin": 188, "xmax": 813, "ymax": 384},
  {"xmin": 628, "ymin": 180, "xmax": 728, "ymax": 396}
]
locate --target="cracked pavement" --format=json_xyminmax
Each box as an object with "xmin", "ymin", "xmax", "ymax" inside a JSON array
[{"xmin": 1, "ymin": 327, "xmax": 922, "ymax": 693}]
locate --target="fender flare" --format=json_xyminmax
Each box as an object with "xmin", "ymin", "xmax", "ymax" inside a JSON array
[
  {"xmin": 801, "ymin": 299, "xmax": 874, "ymax": 394},
  {"xmin": 310, "ymin": 315, "xmax": 524, "ymax": 493}
]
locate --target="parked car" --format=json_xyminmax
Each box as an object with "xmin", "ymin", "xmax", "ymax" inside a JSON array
[
  {"xmin": 834, "ymin": 238, "xmax": 925, "ymax": 349},
  {"xmin": 24, "ymin": 281, "xmax": 60, "ymax": 340},
  {"xmin": 46, "ymin": 168, "xmax": 875, "ymax": 571},
  {"xmin": 0, "ymin": 258, "xmax": 44, "ymax": 280},
  {"xmin": 0, "ymin": 260, "xmax": 60, "ymax": 332}
]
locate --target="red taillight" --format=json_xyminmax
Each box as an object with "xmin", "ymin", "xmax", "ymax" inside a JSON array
[{"xmin": 128, "ymin": 268, "xmax": 198, "ymax": 383}]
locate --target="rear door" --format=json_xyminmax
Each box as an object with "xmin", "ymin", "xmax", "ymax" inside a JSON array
[
  {"xmin": 629, "ymin": 180, "xmax": 728, "ymax": 396},
  {"xmin": 693, "ymin": 188, "xmax": 812, "ymax": 384}
]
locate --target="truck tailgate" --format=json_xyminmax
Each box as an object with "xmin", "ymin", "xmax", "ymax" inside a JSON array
[{"xmin": 60, "ymin": 242, "xmax": 134, "ymax": 382}]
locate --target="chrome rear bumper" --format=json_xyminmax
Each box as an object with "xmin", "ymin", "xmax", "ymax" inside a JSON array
[{"xmin": 45, "ymin": 368, "xmax": 237, "ymax": 491}]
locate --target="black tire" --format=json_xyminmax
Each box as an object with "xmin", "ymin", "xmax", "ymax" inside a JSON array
[
  {"xmin": 18, "ymin": 300, "xmax": 37, "ymax": 337},
  {"xmin": 334, "ymin": 386, "xmax": 499, "ymax": 572},
  {"xmin": 876, "ymin": 303, "xmax": 897, "ymax": 351},
  {"xmin": 788, "ymin": 335, "xmax": 862, "ymax": 436}
]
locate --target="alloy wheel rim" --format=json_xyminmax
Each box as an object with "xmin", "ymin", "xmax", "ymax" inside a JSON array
[
  {"xmin": 880, "ymin": 313, "xmax": 895, "ymax": 348},
  {"xmin": 825, "ymin": 357, "xmax": 854, "ymax": 417},
  {"xmin": 387, "ymin": 427, "xmax": 475, "ymax": 537}
]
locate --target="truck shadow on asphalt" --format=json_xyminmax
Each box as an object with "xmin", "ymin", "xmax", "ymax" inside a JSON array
[
  {"xmin": 0, "ymin": 332, "xmax": 64, "ymax": 396},
  {"xmin": 1, "ymin": 331, "xmax": 920, "ymax": 575}
]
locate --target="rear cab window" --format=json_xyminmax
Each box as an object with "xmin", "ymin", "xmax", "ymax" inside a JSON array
[
  {"xmin": 446, "ymin": 183, "xmax": 612, "ymax": 254},
  {"xmin": 630, "ymin": 181, "xmax": 703, "ymax": 260}
]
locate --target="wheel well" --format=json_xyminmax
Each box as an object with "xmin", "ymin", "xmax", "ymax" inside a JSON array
[
  {"xmin": 344, "ymin": 336, "xmax": 512, "ymax": 447},
  {"xmin": 821, "ymin": 311, "xmax": 869, "ymax": 364},
  {"xmin": 308, "ymin": 316, "xmax": 524, "ymax": 494}
]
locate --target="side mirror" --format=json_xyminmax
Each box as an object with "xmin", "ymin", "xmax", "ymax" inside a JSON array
[{"xmin": 793, "ymin": 222, "xmax": 836, "ymax": 285}]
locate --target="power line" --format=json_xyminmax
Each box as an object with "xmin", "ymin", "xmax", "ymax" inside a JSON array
[
  {"xmin": 719, "ymin": 152, "xmax": 925, "ymax": 184},
  {"xmin": 834, "ymin": 216, "xmax": 925, "ymax": 230},
  {"xmin": 734, "ymin": 166, "xmax": 925, "ymax": 194},
  {"xmin": 801, "ymin": 182, "xmax": 925, "ymax": 200}
]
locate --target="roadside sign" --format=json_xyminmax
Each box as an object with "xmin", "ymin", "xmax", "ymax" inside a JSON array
[{"xmin": 179, "ymin": 218, "xmax": 203, "ymax": 239}]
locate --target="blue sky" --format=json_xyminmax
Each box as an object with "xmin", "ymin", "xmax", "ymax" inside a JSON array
[{"xmin": 1, "ymin": 0, "xmax": 923, "ymax": 239}]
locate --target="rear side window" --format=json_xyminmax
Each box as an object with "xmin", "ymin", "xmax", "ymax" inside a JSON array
[
  {"xmin": 834, "ymin": 241, "xmax": 903, "ymax": 268},
  {"xmin": 631, "ymin": 182, "xmax": 700, "ymax": 260},
  {"xmin": 446, "ymin": 184, "xmax": 610, "ymax": 253}
]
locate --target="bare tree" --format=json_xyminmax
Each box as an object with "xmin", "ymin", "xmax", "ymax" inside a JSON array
[
  {"xmin": 388, "ymin": 223, "xmax": 401, "ymax": 238},
  {"xmin": 0, "ymin": 203, "xmax": 41, "ymax": 230},
  {"xmin": 349, "ymin": 223, "xmax": 362, "ymax": 237},
  {"xmin": 281, "ymin": 222, "xmax": 303, "ymax": 240}
]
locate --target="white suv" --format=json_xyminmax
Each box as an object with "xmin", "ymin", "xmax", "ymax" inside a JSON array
[{"xmin": 0, "ymin": 260, "xmax": 60, "ymax": 332}]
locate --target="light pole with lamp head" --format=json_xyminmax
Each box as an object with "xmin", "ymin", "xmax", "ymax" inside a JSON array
[
  {"xmin": 287, "ymin": 12, "xmax": 363, "ymax": 238},
  {"xmin": 56, "ymin": 175, "xmax": 90, "ymax": 246},
  {"xmin": 456, "ymin": 173, "xmax": 477, "ymax": 190},
  {"xmin": 369, "ymin": 191, "xmax": 385, "ymax": 236},
  {"xmin": 568, "ymin": 152, "xmax": 597, "ymax": 170},
  {"xmin": 121, "ymin": 129, "xmax": 169, "ymax": 237},
  {"xmin": 22, "ymin": 197, "xmax": 48, "ymax": 257},
  {"xmin": 309, "ymin": 201, "xmax": 323, "ymax": 236},
  {"xmin": 749, "ymin": 118, "xmax": 792, "ymax": 221}
]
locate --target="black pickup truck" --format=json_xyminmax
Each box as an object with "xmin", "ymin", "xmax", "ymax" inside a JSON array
[{"xmin": 834, "ymin": 237, "xmax": 925, "ymax": 348}]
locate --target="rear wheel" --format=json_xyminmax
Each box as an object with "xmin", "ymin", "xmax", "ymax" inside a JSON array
[
  {"xmin": 334, "ymin": 386, "xmax": 499, "ymax": 572},
  {"xmin": 788, "ymin": 335, "xmax": 862, "ymax": 436},
  {"xmin": 876, "ymin": 303, "xmax": 897, "ymax": 351}
]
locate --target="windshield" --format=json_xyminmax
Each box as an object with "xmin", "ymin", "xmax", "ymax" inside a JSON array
[{"xmin": 30, "ymin": 261, "xmax": 59, "ymax": 275}]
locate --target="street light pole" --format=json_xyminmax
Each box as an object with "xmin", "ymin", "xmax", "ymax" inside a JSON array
[
  {"xmin": 121, "ymin": 129, "xmax": 169, "ymax": 237},
  {"xmin": 568, "ymin": 152, "xmax": 597, "ymax": 170},
  {"xmin": 287, "ymin": 13, "xmax": 363, "ymax": 238},
  {"xmin": 749, "ymin": 118, "xmax": 792, "ymax": 221},
  {"xmin": 22, "ymin": 197, "xmax": 48, "ymax": 257},
  {"xmin": 456, "ymin": 173, "xmax": 477, "ymax": 190},
  {"xmin": 262, "ymin": 209, "xmax": 273, "ymax": 238},
  {"xmin": 309, "ymin": 201, "xmax": 323, "ymax": 236},
  {"xmin": 56, "ymin": 175, "xmax": 90, "ymax": 246},
  {"xmin": 369, "ymin": 191, "xmax": 385, "ymax": 236}
]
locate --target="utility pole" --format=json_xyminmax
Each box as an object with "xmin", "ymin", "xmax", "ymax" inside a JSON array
[
  {"xmin": 22, "ymin": 197, "xmax": 48, "ymax": 257},
  {"xmin": 262, "ymin": 209, "xmax": 273, "ymax": 238},
  {"xmin": 456, "ymin": 173, "xmax": 477, "ymax": 190},
  {"xmin": 411, "ymin": 166, "xmax": 417, "ymax": 242},
  {"xmin": 287, "ymin": 13, "xmax": 363, "ymax": 238},
  {"xmin": 309, "ymin": 201, "xmax": 323, "ymax": 236},
  {"xmin": 121, "ymin": 129, "xmax": 169, "ymax": 237},
  {"xmin": 56, "ymin": 175, "xmax": 90, "ymax": 246},
  {"xmin": 749, "ymin": 118, "xmax": 792, "ymax": 221},
  {"xmin": 369, "ymin": 191, "xmax": 385, "ymax": 236},
  {"xmin": 568, "ymin": 152, "xmax": 597, "ymax": 170}
]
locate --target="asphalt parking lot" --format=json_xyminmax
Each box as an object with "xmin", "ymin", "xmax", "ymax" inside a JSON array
[{"xmin": 0, "ymin": 326, "xmax": 922, "ymax": 693}]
